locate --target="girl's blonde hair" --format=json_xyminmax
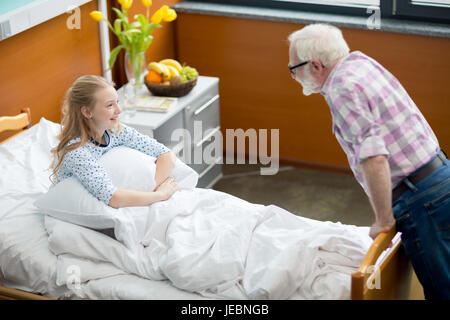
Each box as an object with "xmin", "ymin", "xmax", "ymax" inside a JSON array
[{"xmin": 50, "ymin": 75, "xmax": 121, "ymax": 183}]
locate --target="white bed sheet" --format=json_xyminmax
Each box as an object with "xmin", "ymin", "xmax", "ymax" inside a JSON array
[
  {"xmin": 0, "ymin": 118, "xmax": 372, "ymax": 300},
  {"xmin": 0, "ymin": 118, "xmax": 67, "ymax": 297}
]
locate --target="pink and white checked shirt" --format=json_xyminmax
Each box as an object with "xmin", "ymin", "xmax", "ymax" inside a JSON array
[{"xmin": 321, "ymin": 51, "xmax": 440, "ymax": 195}]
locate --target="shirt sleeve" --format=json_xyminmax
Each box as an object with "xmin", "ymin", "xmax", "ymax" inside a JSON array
[
  {"xmin": 329, "ymin": 82, "xmax": 389, "ymax": 162},
  {"xmin": 116, "ymin": 124, "xmax": 171, "ymax": 158},
  {"xmin": 61, "ymin": 147, "xmax": 117, "ymax": 205}
]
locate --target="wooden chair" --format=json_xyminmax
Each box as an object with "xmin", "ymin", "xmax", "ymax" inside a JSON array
[{"xmin": 0, "ymin": 108, "xmax": 31, "ymax": 143}]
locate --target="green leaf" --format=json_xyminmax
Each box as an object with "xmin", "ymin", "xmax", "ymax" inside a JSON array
[
  {"xmin": 108, "ymin": 44, "xmax": 125, "ymax": 69},
  {"xmin": 124, "ymin": 29, "xmax": 141, "ymax": 35},
  {"xmin": 114, "ymin": 19, "xmax": 121, "ymax": 35},
  {"xmin": 136, "ymin": 14, "xmax": 149, "ymax": 33},
  {"xmin": 130, "ymin": 21, "xmax": 141, "ymax": 29},
  {"xmin": 112, "ymin": 8, "xmax": 126, "ymax": 21},
  {"xmin": 148, "ymin": 23, "xmax": 159, "ymax": 34},
  {"xmin": 143, "ymin": 35, "xmax": 153, "ymax": 51}
]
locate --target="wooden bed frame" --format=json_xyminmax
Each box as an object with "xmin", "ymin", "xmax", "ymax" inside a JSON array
[
  {"xmin": 351, "ymin": 227, "xmax": 423, "ymax": 299},
  {"xmin": 0, "ymin": 110, "xmax": 424, "ymax": 300}
]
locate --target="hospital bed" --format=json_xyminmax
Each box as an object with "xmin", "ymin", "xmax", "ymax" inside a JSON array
[{"xmin": 0, "ymin": 110, "xmax": 423, "ymax": 300}]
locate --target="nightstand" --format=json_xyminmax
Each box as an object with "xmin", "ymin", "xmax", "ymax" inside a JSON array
[{"xmin": 118, "ymin": 76, "xmax": 223, "ymax": 188}]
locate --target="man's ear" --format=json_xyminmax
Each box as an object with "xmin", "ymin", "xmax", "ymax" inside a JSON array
[
  {"xmin": 80, "ymin": 106, "xmax": 92, "ymax": 119},
  {"xmin": 310, "ymin": 59, "xmax": 324, "ymax": 72}
]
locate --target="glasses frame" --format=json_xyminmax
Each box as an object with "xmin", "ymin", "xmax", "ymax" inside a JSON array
[{"xmin": 288, "ymin": 61, "xmax": 309, "ymax": 76}]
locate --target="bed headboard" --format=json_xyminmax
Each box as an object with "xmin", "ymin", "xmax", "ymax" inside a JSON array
[{"xmin": 0, "ymin": 108, "xmax": 31, "ymax": 143}]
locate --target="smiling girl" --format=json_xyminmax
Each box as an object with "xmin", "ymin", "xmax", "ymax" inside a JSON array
[{"xmin": 51, "ymin": 75, "xmax": 178, "ymax": 208}]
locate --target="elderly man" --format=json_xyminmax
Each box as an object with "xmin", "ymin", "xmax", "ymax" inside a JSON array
[{"xmin": 287, "ymin": 24, "xmax": 449, "ymax": 299}]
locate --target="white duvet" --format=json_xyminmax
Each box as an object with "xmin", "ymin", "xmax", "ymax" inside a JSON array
[{"xmin": 45, "ymin": 188, "xmax": 372, "ymax": 300}]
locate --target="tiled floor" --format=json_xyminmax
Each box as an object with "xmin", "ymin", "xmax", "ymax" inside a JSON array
[{"xmin": 212, "ymin": 164, "xmax": 374, "ymax": 227}]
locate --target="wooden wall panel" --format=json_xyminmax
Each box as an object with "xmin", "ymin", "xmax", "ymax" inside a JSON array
[
  {"xmin": 0, "ymin": 1, "xmax": 102, "ymax": 141},
  {"xmin": 0, "ymin": 1, "xmax": 180, "ymax": 141},
  {"xmin": 175, "ymin": 13, "xmax": 450, "ymax": 169}
]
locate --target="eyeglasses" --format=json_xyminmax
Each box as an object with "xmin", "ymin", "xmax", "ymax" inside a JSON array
[
  {"xmin": 288, "ymin": 61, "xmax": 325, "ymax": 76},
  {"xmin": 288, "ymin": 61, "xmax": 309, "ymax": 76}
]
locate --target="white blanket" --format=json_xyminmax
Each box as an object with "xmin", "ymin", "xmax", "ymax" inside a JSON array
[{"xmin": 45, "ymin": 188, "xmax": 372, "ymax": 300}]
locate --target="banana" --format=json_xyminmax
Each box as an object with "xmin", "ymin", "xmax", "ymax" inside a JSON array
[
  {"xmin": 159, "ymin": 59, "xmax": 182, "ymax": 72},
  {"xmin": 147, "ymin": 62, "xmax": 164, "ymax": 73},
  {"xmin": 166, "ymin": 65, "xmax": 180, "ymax": 79},
  {"xmin": 160, "ymin": 64, "xmax": 171, "ymax": 81},
  {"xmin": 147, "ymin": 62, "xmax": 170, "ymax": 79}
]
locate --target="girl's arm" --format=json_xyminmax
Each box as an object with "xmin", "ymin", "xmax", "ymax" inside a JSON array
[
  {"xmin": 154, "ymin": 151, "xmax": 176, "ymax": 189},
  {"xmin": 109, "ymin": 177, "xmax": 178, "ymax": 208}
]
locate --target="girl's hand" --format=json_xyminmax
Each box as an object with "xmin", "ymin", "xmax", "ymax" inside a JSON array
[{"xmin": 155, "ymin": 177, "xmax": 178, "ymax": 201}]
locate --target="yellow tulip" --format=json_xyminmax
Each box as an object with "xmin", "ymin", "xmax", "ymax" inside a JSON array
[
  {"xmin": 163, "ymin": 8, "xmax": 177, "ymax": 22},
  {"xmin": 89, "ymin": 10, "xmax": 104, "ymax": 22},
  {"xmin": 160, "ymin": 5, "xmax": 169, "ymax": 17},
  {"xmin": 142, "ymin": 0, "xmax": 152, "ymax": 7},
  {"xmin": 121, "ymin": 0, "xmax": 133, "ymax": 10},
  {"xmin": 151, "ymin": 8, "xmax": 163, "ymax": 24}
]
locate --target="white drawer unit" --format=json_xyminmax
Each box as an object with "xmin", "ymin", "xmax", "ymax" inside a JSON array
[
  {"xmin": 184, "ymin": 88, "xmax": 221, "ymax": 176},
  {"xmin": 118, "ymin": 76, "xmax": 222, "ymax": 188}
]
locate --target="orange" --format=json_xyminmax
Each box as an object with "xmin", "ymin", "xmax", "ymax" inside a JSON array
[{"xmin": 146, "ymin": 70, "xmax": 162, "ymax": 83}]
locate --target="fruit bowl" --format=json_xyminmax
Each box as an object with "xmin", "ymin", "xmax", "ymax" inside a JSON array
[{"xmin": 144, "ymin": 77, "xmax": 198, "ymax": 97}]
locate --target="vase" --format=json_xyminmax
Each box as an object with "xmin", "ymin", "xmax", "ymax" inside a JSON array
[
  {"xmin": 124, "ymin": 51, "xmax": 147, "ymax": 89},
  {"xmin": 123, "ymin": 51, "xmax": 147, "ymax": 109}
]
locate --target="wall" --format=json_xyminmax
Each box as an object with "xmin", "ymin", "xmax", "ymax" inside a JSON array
[
  {"xmin": 0, "ymin": 1, "xmax": 102, "ymax": 141},
  {"xmin": 0, "ymin": 0, "xmax": 179, "ymax": 141},
  {"xmin": 175, "ymin": 13, "xmax": 450, "ymax": 170}
]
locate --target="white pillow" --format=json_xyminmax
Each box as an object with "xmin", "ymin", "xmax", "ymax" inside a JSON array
[
  {"xmin": 169, "ymin": 158, "xmax": 199, "ymax": 190},
  {"xmin": 101, "ymin": 146, "xmax": 199, "ymax": 190},
  {"xmin": 36, "ymin": 177, "xmax": 118, "ymax": 229},
  {"xmin": 35, "ymin": 146, "xmax": 199, "ymax": 231},
  {"xmin": 99, "ymin": 146, "xmax": 157, "ymax": 192}
]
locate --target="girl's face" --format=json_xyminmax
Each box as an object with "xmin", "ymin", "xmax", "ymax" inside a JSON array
[{"xmin": 86, "ymin": 86, "xmax": 121, "ymax": 132}]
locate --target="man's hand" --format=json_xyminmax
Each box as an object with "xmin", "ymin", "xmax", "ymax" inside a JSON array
[{"xmin": 369, "ymin": 219, "xmax": 395, "ymax": 240}]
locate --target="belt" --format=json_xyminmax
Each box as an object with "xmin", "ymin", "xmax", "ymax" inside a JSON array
[{"xmin": 392, "ymin": 150, "xmax": 447, "ymax": 202}]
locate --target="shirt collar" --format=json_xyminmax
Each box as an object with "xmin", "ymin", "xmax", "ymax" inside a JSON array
[
  {"xmin": 90, "ymin": 131, "xmax": 110, "ymax": 148},
  {"xmin": 320, "ymin": 53, "xmax": 349, "ymax": 96}
]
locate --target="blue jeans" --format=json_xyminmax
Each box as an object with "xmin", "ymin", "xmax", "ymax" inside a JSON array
[{"xmin": 393, "ymin": 155, "xmax": 450, "ymax": 300}]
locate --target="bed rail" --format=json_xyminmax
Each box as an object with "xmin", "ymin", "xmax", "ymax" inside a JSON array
[
  {"xmin": 0, "ymin": 108, "xmax": 31, "ymax": 143},
  {"xmin": 0, "ymin": 285, "xmax": 53, "ymax": 300},
  {"xmin": 351, "ymin": 228, "xmax": 424, "ymax": 299}
]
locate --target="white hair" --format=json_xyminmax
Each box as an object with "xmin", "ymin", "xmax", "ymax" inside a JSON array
[{"xmin": 288, "ymin": 24, "xmax": 350, "ymax": 67}]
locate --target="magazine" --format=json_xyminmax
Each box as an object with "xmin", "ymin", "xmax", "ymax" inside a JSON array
[{"xmin": 129, "ymin": 96, "xmax": 178, "ymax": 113}]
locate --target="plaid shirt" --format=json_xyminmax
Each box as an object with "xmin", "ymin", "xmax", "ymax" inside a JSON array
[{"xmin": 321, "ymin": 51, "xmax": 439, "ymax": 194}]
